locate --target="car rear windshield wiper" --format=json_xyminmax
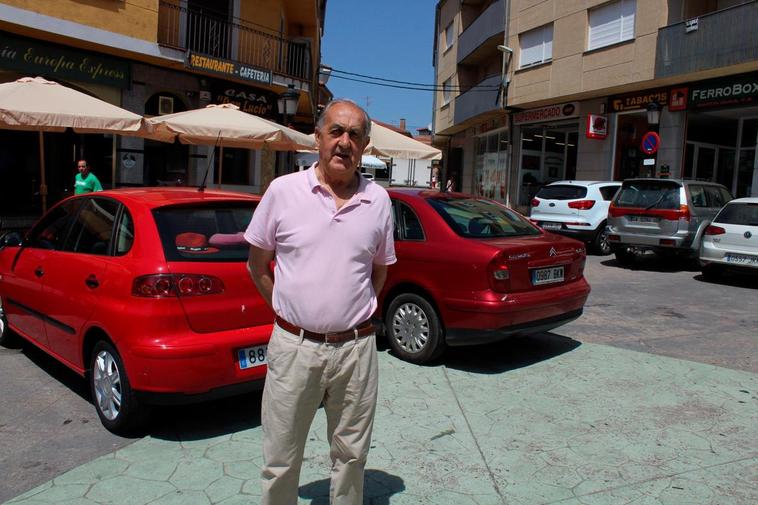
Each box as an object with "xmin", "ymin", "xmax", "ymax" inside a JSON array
[{"xmin": 644, "ymin": 190, "xmax": 674, "ymax": 210}]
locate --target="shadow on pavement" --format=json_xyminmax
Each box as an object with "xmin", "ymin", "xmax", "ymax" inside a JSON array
[
  {"xmin": 601, "ymin": 255, "xmax": 699, "ymax": 273},
  {"xmin": 440, "ymin": 332, "xmax": 581, "ymax": 374},
  {"xmin": 298, "ymin": 469, "xmax": 405, "ymax": 504},
  {"xmin": 693, "ymin": 271, "xmax": 758, "ymax": 289},
  {"xmin": 10, "ymin": 337, "xmax": 91, "ymax": 402},
  {"xmin": 149, "ymin": 390, "xmax": 263, "ymax": 441}
]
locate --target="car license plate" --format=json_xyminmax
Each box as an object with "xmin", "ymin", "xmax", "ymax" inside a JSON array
[
  {"xmin": 629, "ymin": 215, "xmax": 658, "ymax": 224},
  {"xmin": 237, "ymin": 345, "xmax": 267, "ymax": 370},
  {"xmin": 541, "ymin": 222, "xmax": 562, "ymax": 231},
  {"xmin": 531, "ymin": 266, "xmax": 565, "ymax": 286},
  {"xmin": 724, "ymin": 253, "xmax": 758, "ymax": 266}
]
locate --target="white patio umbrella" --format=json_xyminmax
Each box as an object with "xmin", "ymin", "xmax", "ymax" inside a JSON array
[
  {"xmin": 0, "ymin": 76, "xmax": 146, "ymax": 211},
  {"xmin": 144, "ymin": 103, "xmax": 316, "ymax": 186},
  {"xmin": 365, "ymin": 121, "xmax": 442, "ymax": 161}
]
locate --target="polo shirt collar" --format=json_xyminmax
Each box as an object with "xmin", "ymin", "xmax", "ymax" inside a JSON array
[{"xmin": 308, "ymin": 163, "xmax": 372, "ymax": 203}]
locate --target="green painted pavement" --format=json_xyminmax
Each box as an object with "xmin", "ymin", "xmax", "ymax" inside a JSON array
[{"xmin": 5, "ymin": 337, "xmax": 757, "ymax": 505}]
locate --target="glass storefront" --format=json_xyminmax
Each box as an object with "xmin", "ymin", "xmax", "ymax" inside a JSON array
[
  {"xmin": 517, "ymin": 124, "xmax": 578, "ymax": 206},
  {"xmin": 474, "ymin": 130, "xmax": 509, "ymax": 203}
]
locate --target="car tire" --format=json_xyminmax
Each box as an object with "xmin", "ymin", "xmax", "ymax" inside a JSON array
[
  {"xmin": 701, "ymin": 264, "xmax": 723, "ymax": 281},
  {"xmin": 592, "ymin": 224, "xmax": 611, "ymax": 255},
  {"xmin": 613, "ymin": 246, "xmax": 636, "ymax": 266},
  {"xmin": 89, "ymin": 340, "xmax": 147, "ymax": 434},
  {"xmin": 0, "ymin": 298, "xmax": 15, "ymax": 347},
  {"xmin": 385, "ymin": 293, "xmax": 445, "ymax": 365}
]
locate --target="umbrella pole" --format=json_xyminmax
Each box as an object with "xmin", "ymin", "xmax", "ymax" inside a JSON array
[
  {"xmin": 38, "ymin": 132, "xmax": 47, "ymax": 214},
  {"xmin": 111, "ymin": 136, "xmax": 117, "ymax": 189},
  {"xmin": 218, "ymin": 145, "xmax": 223, "ymax": 188}
]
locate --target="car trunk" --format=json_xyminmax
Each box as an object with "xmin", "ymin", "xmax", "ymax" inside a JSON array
[{"xmin": 610, "ymin": 181, "xmax": 686, "ymax": 236}]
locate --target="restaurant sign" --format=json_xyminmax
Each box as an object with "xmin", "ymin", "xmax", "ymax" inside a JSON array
[
  {"xmin": 210, "ymin": 81, "xmax": 277, "ymax": 120},
  {"xmin": 187, "ymin": 52, "xmax": 272, "ymax": 85},
  {"xmin": 0, "ymin": 31, "xmax": 130, "ymax": 88},
  {"xmin": 609, "ymin": 89, "xmax": 668, "ymax": 112},
  {"xmin": 688, "ymin": 73, "xmax": 758, "ymax": 110}
]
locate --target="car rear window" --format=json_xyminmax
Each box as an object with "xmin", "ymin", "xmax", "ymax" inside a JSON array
[
  {"xmin": 427, "ymin": 197, "xmax": 540, "ymax": 238},
  {"xmin": 152, "ymin": 202, "xmax": 255, "ymax": 262},
  {"xmin": 615, "ymin": 180, "xmax": 681, "ymax": 210},
  {"xmin": 535, "ymin": 185, "xmax": 587, "ymax": 200},
  {"xmin": 713, "ymin": 202, "xmax": 758, "ymax": 225}
]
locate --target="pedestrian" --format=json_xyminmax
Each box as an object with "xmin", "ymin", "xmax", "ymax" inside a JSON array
[
  {"xmin": 74, "ymin": 160, "xmax": 103, "ymax": 194},
  {"xmin": 245, "ymin": 98, "xmax": 396, "ymax": 505},
  {"xmin": 446, "ymin": 174, "xmax": 455, "ymax": 192},
  {"xmin": 431, "ymin": 166, "xmax": 439, "ymax": 189}
]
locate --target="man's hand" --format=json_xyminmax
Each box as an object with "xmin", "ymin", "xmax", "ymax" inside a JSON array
[{"xmin": 247, "ymin": 245, "xmax": 275, "ymax": 310}]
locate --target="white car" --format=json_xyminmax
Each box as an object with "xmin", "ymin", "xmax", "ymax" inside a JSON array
[
  {"xmin": 529, "ymin": 180, "xmax": 621, "ymax": 254},
  {"xmin": 699, "ymin": 197, "xmax": 758, "ymax": 280}
]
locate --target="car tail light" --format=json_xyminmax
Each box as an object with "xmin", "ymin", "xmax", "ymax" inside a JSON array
[
  {"xmin": 659, "ymin": 239, "xmax": 676, "ymax": 246},
  {"xmin": 705, "ymin": 225, "xmax": 726, "ymax": 236},
  {"xmin": 608, "ymin": 202, "xmax": 625, "ymax": 217},
  {"xmin": 487, "ymin": 254, "xmax": 511, "ymax": 293},
  {"xmin": 531, "ymin": 198, "xmax": 540, "ymax": 207},
  {"xmin": 659, "ymin": 204, "xmax": 691, "ymax": 221},
  {"xmin": 568, "ymin": 200, "xmax": 596, "ymax": 210},
  {"xmin": 132, "ymin": 274, "xmax": 224, "ymax": 298}
]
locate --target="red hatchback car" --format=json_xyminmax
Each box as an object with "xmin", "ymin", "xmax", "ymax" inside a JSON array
[
  {"xmin": 380, "ymin": 189, "xmax": 591, "ymax": 364},
  {"xmin": 0, "ymin": 188, "xmax": 272, "ymax": 433}
]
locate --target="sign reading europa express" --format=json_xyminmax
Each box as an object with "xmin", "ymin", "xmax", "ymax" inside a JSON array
[{"xmin": 0, "ymin": 31, "xmax": 129, "ymax": 88}]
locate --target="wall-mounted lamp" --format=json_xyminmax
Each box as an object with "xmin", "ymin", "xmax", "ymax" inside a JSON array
[
  {"xmin": 277, "ymin": 84, "xmax": 300, "ymax": 126},
  {"xmin": 318, "ymin": 64, "xmax": 332, "ymax": 86},
  {"xmin": 646, "ymin": 101, "xmax": 661, "ymax": 126}
]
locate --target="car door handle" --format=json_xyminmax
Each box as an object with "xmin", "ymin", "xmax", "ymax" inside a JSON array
[
  {"xmin": 34, "ymin": 267, "xmax": 44, "ymax": 277},
  {"xmin": 85, "ymin": 275, "xmax": 100, "ymax": 289}
]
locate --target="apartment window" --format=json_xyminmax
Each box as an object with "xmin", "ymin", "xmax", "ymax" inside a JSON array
[
  {"xmin": 443, "ymin": 77, "xmax": 453, "ymax": 105},
  {"xmin": 519, "ymin": 24, "xmax": 553, "ymax": 68},
  {"xmin": 588, "ymin": 0, "xmax": 636, "ymax": 51},
  {"xmin": 444, "ymin": 21, "xmax": 455, "ymax": 51}
]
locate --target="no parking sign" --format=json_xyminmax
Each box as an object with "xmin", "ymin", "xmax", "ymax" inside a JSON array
[{"xmin": 640, "ymin": 132, "xmax": 660, "ymax": 155}]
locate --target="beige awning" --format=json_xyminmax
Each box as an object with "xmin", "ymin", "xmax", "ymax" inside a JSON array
[{"xmin": 364, "ymin": 121, "xmax": 442, "ymax": 160}]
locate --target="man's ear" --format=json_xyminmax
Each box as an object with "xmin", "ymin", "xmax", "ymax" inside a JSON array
[
  {"xmin": 362, "ymin": 135, "xmax": 371, "ymax": 152},
  {"xmin": 314, "ymin": 128, "xmax": 322, "ymax": 149}
]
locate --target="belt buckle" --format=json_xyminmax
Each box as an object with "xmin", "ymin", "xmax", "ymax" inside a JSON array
[{"xmin": 324, "ymin": 331, "xmax": 340, "ymax": 344}]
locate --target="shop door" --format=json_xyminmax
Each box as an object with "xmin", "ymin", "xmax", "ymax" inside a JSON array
[{"xmin": 737, "ymin": 118, "xmax": 757, "ymax": 197}]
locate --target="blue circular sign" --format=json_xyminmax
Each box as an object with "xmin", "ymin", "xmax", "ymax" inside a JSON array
[{"xmin": 641, "ymin": 132, "xmax": 660, "ymax": 155}]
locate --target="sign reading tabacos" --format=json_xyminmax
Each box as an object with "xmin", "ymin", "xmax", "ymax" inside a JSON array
[{"xmin": 513, "ymin": 102, "xmax": 579, "ymax": 125}]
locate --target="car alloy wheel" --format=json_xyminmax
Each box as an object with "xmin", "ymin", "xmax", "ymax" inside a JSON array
[
  {"xmin": 89, "ymin": 340, "xmax": 146, "ymax": 434},
  {"xmin": 385, "ymin": 293, "xmax": 445, "ymax": 364},
  {"xmin": 0, "ymin": 297, "xmax": 13, "ymax": 347},
  {"xmin": 593, "ymin": 225, "xmax": 611, "ymax": 255}
]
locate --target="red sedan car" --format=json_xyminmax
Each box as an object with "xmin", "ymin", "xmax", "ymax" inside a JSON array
[
  {"xmin": 380, "ymin": 189, "xmax": 591, "ymax": 364},
  {"xmin": 0, "ymin": 188, "xmax": 272, "ymax": 433}
]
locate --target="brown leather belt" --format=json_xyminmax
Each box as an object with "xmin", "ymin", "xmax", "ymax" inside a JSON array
[{"xmin": 275, "ymin": 316, "xmax": 375, "ymax": 344}]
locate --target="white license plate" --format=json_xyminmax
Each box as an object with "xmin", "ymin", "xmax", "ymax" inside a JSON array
[
  {"xmin": 541, "ymin": 222, "xmax": 562, "ymax": 231},
  {"xmin": 531, "ymin": 266, "xmax": 565, "ymax": 285},
  {"xmin": 629, "ymin": 215, "xmax": 658, "ymax": 224},
  {"xmin": 237, "ymin": 344, "xmax": 268, "ymax": 369},
  {"xmin": 724, "ymin": 253, "xmax": 758, "ymax": 266}
]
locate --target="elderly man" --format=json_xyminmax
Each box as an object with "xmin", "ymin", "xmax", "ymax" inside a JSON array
[
  {"xmin": 245, "ymin": 99, "xmax": 396, "ymax": 505},
  {"xmin": 74, "ymin": 159, "xmax": 103, "ymax": 194}
]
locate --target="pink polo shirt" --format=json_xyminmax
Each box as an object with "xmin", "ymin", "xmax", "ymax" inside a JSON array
[{"xmin": 245, "ymin": 164, "xmax": 396, "ymax": 333}]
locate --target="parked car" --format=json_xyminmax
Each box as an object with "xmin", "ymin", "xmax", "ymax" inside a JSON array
[
  {"xmin": 529, "ymin": 180, "xmax": 621, "ymax": 255},
  {"xmin": 699, "ymin": 197, "xmax": 758, "ymax": 280},
  {"xmin": 0, "ymin": 188, "xmax": 272, "ymax": 433},
  {"xmin": 381, "ymin": 189, "xmax": 591, "ymax": 364},
  {"xmin": 606, "ymin": 178, "xmax": 732, "ymax": 265}
]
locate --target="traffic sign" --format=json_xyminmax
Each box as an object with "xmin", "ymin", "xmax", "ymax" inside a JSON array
[{"xmin": 640, "ymin": 132, "xmax": 660, "ymax": 155}]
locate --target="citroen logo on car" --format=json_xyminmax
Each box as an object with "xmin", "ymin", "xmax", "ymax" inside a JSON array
[
  {"xmin": 549, "ymin": 247, "xmax": 557, "ymax": 257},
  {"xmin": 746, "ymin": 231, "xmax": 752, "ymax": 239}
]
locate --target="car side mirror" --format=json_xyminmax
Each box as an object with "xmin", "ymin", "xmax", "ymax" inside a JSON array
[{"xmin": 0, "ymin": 231, "xmax": 23, "ymax": 248}]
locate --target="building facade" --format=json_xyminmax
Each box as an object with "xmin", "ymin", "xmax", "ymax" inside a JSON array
[
  {"xmin": 433, "ymin": 0, "xmax": 758, "ymax": 213},
  {"xmin": 0, "ymin": 0, "xmax": 326, "ymax": 226}
]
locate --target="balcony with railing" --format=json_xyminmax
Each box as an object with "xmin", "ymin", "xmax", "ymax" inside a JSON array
[
  {"xmin": 457, "ymin": 0, "xmax": 505, "ymax": 66},
  {"xmin": 453, "ymin": 74, "xmax": 501, "ymax": 124},
  {"xmin": 158, "ymin": 0, "xmax": 312, "ymax": 81},
  {"xmin": 655, "ymin": 1, "xmax": 758, "ymax": 78}
]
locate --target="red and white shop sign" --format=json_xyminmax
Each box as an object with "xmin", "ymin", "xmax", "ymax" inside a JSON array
[{"xmin": 586, "ymin": 114, "xmax": 608, "ymax": 139}]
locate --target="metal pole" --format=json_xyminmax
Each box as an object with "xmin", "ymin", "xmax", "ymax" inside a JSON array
[
  {"xmin": 39, "ymin": 132, "xmax": 47, "ymax": 213},
  {"xmin": 218, "ymin": 145, "xmax": 224, "ymax": 188},
  {"xmin": 111, "ymin": 136, "xmax": 117, "ymax": 189}
]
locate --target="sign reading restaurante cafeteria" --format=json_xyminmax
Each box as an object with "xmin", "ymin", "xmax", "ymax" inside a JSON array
[
  {"xmin": 0, "ymin": 31, "xmax": 130, "ymax": 88},
  {"xmin": 187, "ymin": 52, "xmax": 272, "ymax": 85}
]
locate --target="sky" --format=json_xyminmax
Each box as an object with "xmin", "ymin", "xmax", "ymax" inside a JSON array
[{"xmin": 321, "ymin": 0, "xmax": 438, "ymax": 134}]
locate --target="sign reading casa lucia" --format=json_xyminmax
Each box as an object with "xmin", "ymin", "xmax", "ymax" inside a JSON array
[
  {"xmin": 187, "ymin": 53, "xmax": 272, "ymax": 85},
  {"xmin": 0, "ymin": 32, "xmax": 129, "ymax": 88}
]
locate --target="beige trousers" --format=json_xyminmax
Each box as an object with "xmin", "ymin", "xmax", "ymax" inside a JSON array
[{"xmin": 261, "ymin": 323, "xmax": 379, "ymax": 505}]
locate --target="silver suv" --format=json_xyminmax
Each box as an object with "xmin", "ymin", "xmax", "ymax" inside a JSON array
[
  {"xmin": 530, "ymin": 180, "xmax": 621, "ymax": 254},
  {"xmin": 607, "ymin": 178, "xmax": 732, "ymax": 265}
]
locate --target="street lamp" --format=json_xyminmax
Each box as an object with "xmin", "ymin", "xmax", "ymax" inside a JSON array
[
  {"xmin": 277, "ymin": 84, "xmax": 299, "ymax": 128},
  {"xmin": 318, "ymin": 64, "xmax": 332, "ymax": 86},
  {"xmin": 496, "ymin": 45, "xmax": 513, "ymax": 109},
  {"xmin": 646, "ymin": 101, "xmax": 661, "ymax": 126}
]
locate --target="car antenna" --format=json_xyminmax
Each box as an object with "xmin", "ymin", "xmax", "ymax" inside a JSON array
[{"xmin": 198, "ymin": 133, "xmax": 222, "ymax": 192}]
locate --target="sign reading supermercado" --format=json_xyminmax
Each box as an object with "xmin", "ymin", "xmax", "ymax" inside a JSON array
[
  {"xmin": 513, "ymin": 102, "xmax": 579, "ymax": 125},
  {"xmin": 187, "ymin": 53, "xmax": 272, "ymax": 85},
  {"xmin": 689, "ymin": 73, "xmax": 758, "ymax": 110},
  {"xmin": 0, "ymin": 31, "xmax": 129, "ymax": 88}
]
